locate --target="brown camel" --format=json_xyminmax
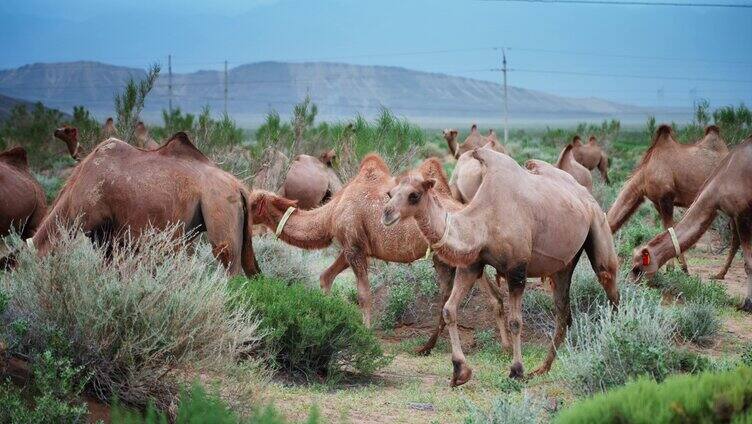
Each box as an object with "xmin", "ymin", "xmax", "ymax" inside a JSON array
[
  {"xmin": 54, "ymin": 125, "xmax": 82, "ymax": 161},
  {"xmin": 134, "ymin": 121, "xmax": 160, "ymax": 150},
  {"xmin": 556, "ymin": 141, "xmax": 593, "ymax": 192},
  {"xmin": 0, "ymin": 147, "xmax": 47, "ymax": 239},
  {"xmin": 102, "ymin": 117, "xmax": 116, "ymax": 138},
  {"xmin": 443, "ymin": 124, "xmax": 507, "ymax": 159},
  {"xmin": 608, "ymin": 125, "xmax": 735, "ymax": 277},
  {"xmin": 251, "ymin": 155, "xmax": 511, "ymax": 354},
  {"xmin": 382, "ymin": 145, "xmax": 619, "ymax": 385},
  {"xmin": 630, "ymin": 137, "xmax": 752, "ymax": 312},
  {"xmin": 571, "ymin": 135, "xmax": 610, "ymax": 183},
  {"xmin": 29, "ymin": 132, "xmax": 260, "ymax": 276},
  {"xmin": 280, "ymin": 150, "xmax": 342, "ymax": 209}
]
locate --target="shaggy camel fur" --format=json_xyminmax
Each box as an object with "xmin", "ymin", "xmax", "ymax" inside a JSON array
[
  {"xmin": 0, "ymin": 147, "xmax": 47, "ymax": 239},
  {"xmin": 571, "ymin": 135, "xmax": 610, "ymax": 183},
  {"xmin": 631, "ymin": 138, "xmax": 752, "ymax": 312},
  {"xmin": 443, "ymin": 125, "xmax": 507, "ymax": 159},
  {"xmin": 251, "ymin": 155, "xmax": 511, "ymax": 354},
  {"xmin": 280, "ymin": 150, "xmax": 342, "ymax": 209},
  {"xmin": 608, "ymin": 125, "xmax": 735, "ymax": 277},
  {"xmin": 556, "ymin": 142, "xmax": 593, "ymax": 192},
  {"xmin": 30, "ymin": 132, "xmax": 260, "ymax": 276},
  {"xmin": 134, "ymin": 121, "xmax": 160, "ymax": 150},
  {"xmin": 382, "ymin": 146, "xmax": 619, "ymax": 385}
]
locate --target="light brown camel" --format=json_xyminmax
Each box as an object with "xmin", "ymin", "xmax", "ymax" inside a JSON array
[
  {"xmin": 134, "ymin": 121, "xmax": 160, "ymax": 150},
  {"xmin": 251, "ymin": 155, "xmax": 511, "ymax": 354},
  {"xmin": 607, "ymin": 125, "xmax": 735, "ymax": 278},
  {"xmin": 443, "ymin": 124, "xmax": 507, "ymax": 159},
  {"xmin": 102, "ymin": 117, "xmax": 116, "ymax": 138},
  {"xmin": 630, "ymin": 137, "xmax": 752, "ymax": 312},
  {"xmin": 556, "ymin": 142, "xmax": 593, "ymax": 192},
  {"xmin": 0, "ymin": 147, "xmax": 47, "ymax": 239},
  {"xmin": 382, "ymin": 145, "xmax": 619, "ymax": 385},
  {"xmin": 571, "ymin": 135, "xmax": 610, "ymax": 183},
  {"xmin": 30, "ymin": 132, "xmax": 260, "ymax": 276},
  {"xmin": 280, "ymin": 150, "xmax": 342, "ymax": 209}
]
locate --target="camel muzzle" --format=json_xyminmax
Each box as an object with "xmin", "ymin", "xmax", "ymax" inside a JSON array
[{"xmin": 381, "ymin": 210, "xmax": 400, "ymax": 227}]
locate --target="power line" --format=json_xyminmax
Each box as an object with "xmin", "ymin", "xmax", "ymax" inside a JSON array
[
  {"xmin": 478, "ymin": 0, "xmax": 752, "ymax": 7},
  {"xmin": 510, "ymin": 68, "xmax": 752, "ymax": 83}
]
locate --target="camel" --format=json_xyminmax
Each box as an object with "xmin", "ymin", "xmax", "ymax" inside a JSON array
[
  {"xmin": 382, "ymin": 145, "xmax": 619, "ymax": 385},
  {"xmin": 54, "ymin": 125, "xmax": 82, "ymax": 161},
  {"xmin": 443, "ymin": 124, "xmax": 507, "ymax": 159},
  {"xmin": 134, "ymin": 121, "xmax": 160, "ymax": 150},
  {"xmin": 280, "ymin": 150, "xmax": 342, "ymax": 209},
  {"xmin": 571, "ymin": 135, "xmax": 610, "ymax": 183},
  {"xmin": 251, "ymin": 155, "xmax": 511, "ymax": 354},
  {"xmin": 102, "ymin": 117, "xmax": 116, "ymax": 138},
  {"xmin": 607, "ymin": 125, "xmax": 735, "ymax": 277},
  {"xmin": 630, "ymin": 137, "xmax": 752, "ymax": 312},
  {"xmin": 0, "ymin": 147, "xmax": 47, "ymax": 239},
  {"xmin": 29, "ymin": 132, "xmax": 260, "ymax": 276},
  {"xmin": 556, "ymin": 141, "xmax": 593, "ymax": 192}
]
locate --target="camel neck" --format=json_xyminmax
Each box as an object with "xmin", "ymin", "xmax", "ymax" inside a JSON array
[
  {"xmin": 271, "ymin": 202, "xmax": 334, "ymax": 249},
  {"xmin": 415, "ymin": 194, "xmax": 449, "ymax": 246},
  {"xmin": 607, "ymin": 172, "xmax": 645, "ymax": 232},
  {"xmin": 414, "ymin": 193, "xmax": 481, "ymax": 267}
]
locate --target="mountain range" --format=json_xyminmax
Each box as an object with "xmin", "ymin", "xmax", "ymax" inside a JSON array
[{"xmin": 0, "ymin": 61, "xmax": 653, "ymax": 125}]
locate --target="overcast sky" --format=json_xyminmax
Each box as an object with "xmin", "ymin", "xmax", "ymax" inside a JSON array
[{"xmin": 1, "ymin": 0, "xmax": 750, "ymax": 107}]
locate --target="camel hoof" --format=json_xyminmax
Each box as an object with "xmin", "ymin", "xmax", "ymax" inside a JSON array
[
  {"xmin": 741, "ymin": 298, "xmax": 752, "ymax": 313},
  {"xmin": 508, "ymin": 362, "xmax": 524, "ymax": 380},
  {"xmin": 529, "ymin": 364, "xmax": 551, "ymax": 377},
  {"xmin": 450, "ymin": 360, "xmax": 473, "ymax": 387}
]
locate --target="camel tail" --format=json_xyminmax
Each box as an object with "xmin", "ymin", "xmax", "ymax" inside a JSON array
[{"xmin": 240, "ymin": 189, "xmax": 261, "ymax": 277}]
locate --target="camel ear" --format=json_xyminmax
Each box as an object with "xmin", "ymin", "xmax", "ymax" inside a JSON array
[
  {"xmin": 641, "ymin": 249, "xmax": 651, "ymax": 266},
  {"xmin": 422, "ymin": 178, "xmax": 436, "ymax": 191},
  {"xmin": 471, "ymin": 124, "xmax": 478, "ymax": 133}
]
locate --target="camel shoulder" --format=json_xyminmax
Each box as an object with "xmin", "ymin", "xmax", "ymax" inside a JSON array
[
  {"xmin": 0, "ymin": 146, "xmax": 29, "ymax": 170},
  {"xmin": 157, "ymin": 132, "xmax": 212, "ymax": 164}
]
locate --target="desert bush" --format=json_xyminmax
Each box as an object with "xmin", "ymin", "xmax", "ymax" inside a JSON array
[
  {"xmin": 569, "ymin": 270, "xmax": 609, "ymax": 316},
  {"xmin": 379, "ymin": 280, "xmax": 414, "ymax": 330},
  {"xmin": 651, "ymin": 268, "xmax": 731, "ymax": 307},
  {"xmin": 0, "ymin": 350, "xmax": 90, "ymax": 424},
  {"xmin": 464, "ymin": 395, "xmax": 547, "ymax": 424},
  {"xmin": 615, "ymin": 217, "xmax": 660, "ymax": 258},
  {"xmin": 371, "ymin": 260, "xmax": 436, "ymax": 329},
  {"xmin": 555, "ymin": 366, "xmax": 752, "ymax": 424},
  {"xmin": 1, "ymin": 226, "xmax": 261, "ymax": 409},
  {"xmin": 0, "ymin": 102, "xmax": 64, "ymax": 168},
  {"xmin": 229, "ymin": 276, "xmax": 389, "ymax": 381},
  {"xmin": 252, "ymin": 236, "xmax": 319, "ymax": 286},
  {"xmin": 114, "ymin": 64, "xmax": 160, "ymax": 143},
  {"xmin": 559, "ymin": 284, "xmax": 677, "ymax": 395},
  {"xmin": 522, "ymin": 289, "xmax": 555, "ymax": 335},
  {"xmin": 156, "ymin": 106, "xmax": 245, "ymax": 152},
  {"xmin": 32, "ymin": 172, "xmax": 65, "ymax": 203},
  {"xmin": 713, "ymin": 102, "xmax": 751, "ymax": 144},
  {"xmin": 674, "ymin": 300, "xmax": 722, "ymax": 347},
  {"xmin": 742, "ymin": 344, "xmax": 752, "ymax": 366}
]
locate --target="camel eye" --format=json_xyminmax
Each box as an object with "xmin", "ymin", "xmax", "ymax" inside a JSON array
[
  {"xmin": 408, "ymin": 192, "xmax": 421, "ymax": 205},
  {"xmin": 386, "ymin": 191, "xmax": 392, "ymax": 199}
]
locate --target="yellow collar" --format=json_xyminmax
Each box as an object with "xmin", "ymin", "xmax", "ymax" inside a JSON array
[
  {"xmin": 668, "ymin": 227, "xmax": 681, "ymax": 257},
  {"xmin": 431, "ymin": 212, "xmax": 451, "ymax": 250},
  {"xmin": 275, "ymin": 206, "xmax": 296, "ymax": 237}
]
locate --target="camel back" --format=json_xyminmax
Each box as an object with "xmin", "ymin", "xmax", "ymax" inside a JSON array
[{"xmin": 0, "ymin": 147, "xmax": 29, "ymax": 170}]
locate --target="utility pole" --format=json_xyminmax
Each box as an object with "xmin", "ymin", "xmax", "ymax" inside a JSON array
[
  {"xmin": 224, "ymin": 60, "xmax": 228, "ymax": 116},
  {"xmin": 168, "ymin": 54, "xmax": 173, "ymax": 114},
  {"xmin": 502, "ymin": 49, "xmax": 509, "ymax": 144}
]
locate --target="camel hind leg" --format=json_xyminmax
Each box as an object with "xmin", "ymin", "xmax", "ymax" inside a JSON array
[
  {"xmin": 598, "ymin": 155, "xmax": 610, "ymax": 184},
  {"xmin": 344, "ymin": 246, "xmax": 372, "ymax": 327},
  {"xmin": 416, "ymin": 257, "xmax": 455, "ymax": 356},
  {"xmin": 319, "ymin": 251, "xmax": 349, "ymax": 294},
  {"xmin": 712, "ymin": 218, "xmax": 740, "ymax": 280},
  {"xmin": 444, "ymin": 264, "xmax": 483, "ymax": 387},
  {"xmin": 202, "ymin": 200, "xmax": 245, "ymax": 276},
  {"xmin": 736, "ymin": 213, "xmax": 752, "ymax": 312}
]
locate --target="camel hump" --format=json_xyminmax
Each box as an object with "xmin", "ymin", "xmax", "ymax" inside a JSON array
[
  {"xmin": 556, "ymin": 144, "xmax": 575, "ymax": 168},
  {"xmin": 418, "ymin": 157, "xmax": 451, "ymax": 196},
  {"xmin": 572, "ymin": 135, "xmax": 582, "ymax": 145},
  {"xmin": 0, "ymin": 146, "xmax": 29, "ymax": 170},
  {"xmin": 524, "ymin": 159, "xmax": 544, "ymax": 174},
  {"xmin": 655, "ymin": 124, "xmax": 673, "ymax": 140},
  {"xmin": 158, "ymin": 132, "xmax": 211, "ymax": 163},
  {"xmin": 588, "ymin": 135, "xmax": 597, "ymax": 144},
  {"xmin": 705, "ymin": 125, "xmax": 720, "ymax": 135},
  {"xmin": 359, "ymin": 153, "xmax": 390, "ymax": 175}
]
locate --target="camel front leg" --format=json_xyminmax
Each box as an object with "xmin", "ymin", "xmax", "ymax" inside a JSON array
[
  {"xmin": 713, "ymin": 218, "xmax": 740, "ymax": 280},
  {"xmin": 506, "ymin": 268, "xmax": 527, "ymax": 379},
  {"xmin": 345, "ymin": 247, "xmax": 372, "ymax": 327},
  {"xmin": 736, "ymin": 214, "xmax": 752, "ymax": 312},
  {"xmin": 598, "ymin": 156, "xmax": 610, "ymax": 184},
  {"xmin": 444, "ymin": 265, "xmax": 481, "ymax": 387},
  {"xmin": 658, "ymin": 197, "xmax": 689, "ymax": 273},
  {"xmin": 480, "ymin": 273, "xmax": 511, "ymax": 351},
  {"xmin": 416, "ymin": 258, "xmax": 455, "ymax": 356},
  {"xmin": 532, "ymin": 266, "xmax": 574, "ymax": 376},
  {"xmin": 319, "ymin": 251, "xmax": 349, "ymax": 294}
]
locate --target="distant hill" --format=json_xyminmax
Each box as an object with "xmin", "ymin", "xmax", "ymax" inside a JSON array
[
  {"xmin": 0, "ymin": 61, "xmax": 649, "ymax": 125},
  {"xmin": 0, "ymin": 93, "xmax": 70, "ymax": 122}
]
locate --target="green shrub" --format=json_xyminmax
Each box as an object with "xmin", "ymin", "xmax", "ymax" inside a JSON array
[
  {"xmin": 0, "ymin": 350, "xmax": 89, "ymax": 424},
  {"xmin": 252, "ymin": 236, "xmax": 319, "ymax": 286},
  {"xmin": 674, "ymin": 300, "xmax": 722, "ymax": 346},
  {"xmin": 616, "ymin": 218, "xmax": 660, "ymax": 258},
  {"xmin": 379, "ymin": 280, "xmax": 415, "ymax": 330},
  {"xmin": 464, "ymin": 395, "xmax": 546, "ymax": 424},
  {"xmin": 559, "ymin": 284, "xmax": 677, "ymax": 395},
  {"xmin": 652, "ymin": 268, "xmax": 731, "ymax": 307},
  {"xmin": 1, "ymin": 226, "xmax": 261, "ymax": 409},
  {"xmin": 111, "ymin": 383, "xmax": 319, "ymax": 424},
  {"xmin": 522, "ymin": 288, "xmax": 554, "ymax": 335},
  {"xmin": 742, "ymin": 344, "xmax": 752, "ymax": 367},
  {"xmin": 570, "ymin": 271, "xmax": 608, "ymax": 316},
  {"xmin": 229, "ymin": 276, "xmax": 389, "ymax": 381},
  {"xmin": 371, "ymin": 260, "xmax": 436, "ymax": 329},
  {"xmin": 33, "ymin": 172, "xmax": 65, "ymax": 203},
  {"xmin": 0, "ymin": 102, "xmax": 64, "ymax": 168},
  {"xmin": 555, "ymin": 367, "xmax": 752, "ymax": 424}
]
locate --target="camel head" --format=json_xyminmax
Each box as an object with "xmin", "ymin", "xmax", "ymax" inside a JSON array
[
  {"xmin": 382, "ymin": 175, "xmax": 435, "ymax": 227},
  {"xmin": 249, "ymin": 190, "xmax": 298, "ymax": 227},
  {"xmin": 572, "ymin": 135, "xmax": 582, "ymax": 146},
  {"xmin": 442, "ymin": 129, "xmax": 458, "ymax": 142},
  {"xmin": 54, "ymin": 125, "xmax": 80, "ymax": 160},
  {"xmin": 135, "ymin": 121, "xmax": 148, "ymax": 137},
  {"xmin": 629, "ymin": 242, "xmax": 660, "ymax": 281},
  {"xmin": 319, "ymin": 149, "xmax": 337, "ymax": 167}
]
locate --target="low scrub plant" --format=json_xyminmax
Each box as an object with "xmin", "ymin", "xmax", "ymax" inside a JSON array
[
  {"xmin": 1, "ymin": 226, "xmax": 261, "ymax": 409},
  {"xmin": 464, "ymin": 395, "xmax": 547, "ymax": 424},
  {"xmin": 555, "ymin": 366, "xmax": 752, "ymax": 424},
  {"xmin": 616, "ymin": 217, "xmax": 660, "ymax": 258},
  {"xmin": 673, "ymin": 300, "xmax": 722, "ymax": 347},
  {"xmin": 379, "ymin": 280, "xmax": 415, "ymax": 330},
  {"xmin": 229, "ymin": 276, "xmax": 390, "ymax": 382},
  {"xmin": 372, "ymin": 260, "xmax": 436, "ymax": 329},
  {"xmin": 252, "ymin": 236, "xmax": 319, "ymax": 286},
  {"xmin": 559, "ymin": 284, "xmax": 677, "ymax": 395},
  {"xmin": 652, "ymin": 268, "xmax": 731, "ymax": 307}
]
